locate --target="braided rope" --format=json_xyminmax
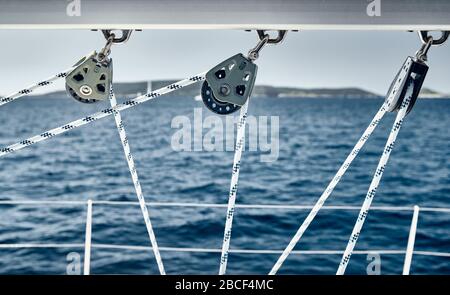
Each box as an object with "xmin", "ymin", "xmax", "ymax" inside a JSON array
[
  {"xmin": 109, "ymin": 88, "xmax": 165, "ymax": 275},
  {"xmin": 0, "ymin": 73, "xmax": 206, "ymax": 158},
  {"xmin": 219, "ymin": 100, "xmax": 249, "ymax": 275},
  {"xmin": 269, "ymin": 103, "xmax": 387, "ymax": 275},
  {"xmin": 336, "ymin": 83, "xmax": 413, "ymax": 275},
  {"xmin": 0, "ymin": 67, "xmax": 75, "ymax": 107}
]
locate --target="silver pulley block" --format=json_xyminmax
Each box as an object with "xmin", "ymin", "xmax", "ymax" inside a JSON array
[
  {"xmin": 202, "ymin": 53, "xmax": 258, "ymax": 115},
  {"xmin": 384, "ymin": 56, "xmax": 428, "ymax": 115},
  {"xmin": 201, "ymin": 30, "xmax": 286, "ymax": 115},
  {"xmin": 65, "ymin": 51, "xmax": 113, "ymax": 103},
  {"xmin": 385, "ymin": 31, "xmax": 449, "ymax": 115},
  {"xmin": 65, "ymin": 30, "xmax": 132, "ymax": 104}
]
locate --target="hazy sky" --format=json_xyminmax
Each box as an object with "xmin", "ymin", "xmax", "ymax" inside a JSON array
[{"xmin": 0, "ymin": 29, "xmax": 449, "ymax": 95}]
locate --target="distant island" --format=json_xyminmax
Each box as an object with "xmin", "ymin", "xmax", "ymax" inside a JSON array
[{"xmin": 2, "ymin": 80, "xmax": 449, "ymax": 100}]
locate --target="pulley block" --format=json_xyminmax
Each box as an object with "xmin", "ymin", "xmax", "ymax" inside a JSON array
[
  {"xmin": 385, "ymin": 56, "xmax": 428, "ymax": 115},
  {"xmin": 202, "ymin": 53, "xmax": 257, "ymax": 115},
  {"xmin": 65, "ymin": 51, "xmax": 113, "ymax": 103}
]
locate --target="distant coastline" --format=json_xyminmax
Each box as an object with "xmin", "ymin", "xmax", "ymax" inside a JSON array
[{"xmin": 1, "ymin": 80, "xmax": 449, "ymax": 100}]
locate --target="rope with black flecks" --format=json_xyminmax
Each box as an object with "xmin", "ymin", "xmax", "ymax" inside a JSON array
[
  {"xmin": 268, "ymin": 53, "xmax": 416, "ymax": 274},
  {"xmin": 219, "ymin": 100, "xmax": 249, "ymax": 275},
  {"xmin": 109, "ymin": 87, "xmax": 166, "ymax": 275},
  {"xmin": 269, "ymin": 102, "xmax": 388, "ymax": 275},
  {"xmin": 336, "ymin": 82, "xmax": 413, "ymax": 275},
  {"xmin": 0, "ymin": 73, "xmax": 206, "ymax": 157},
  {"xmin": 0, "ymin": 67, "xmax": 75, "ymax": 107}
]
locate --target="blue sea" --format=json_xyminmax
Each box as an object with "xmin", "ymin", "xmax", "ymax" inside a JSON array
[{"xmin": 0, "ymin": 95, "xmax": 449, "ymax": 275}]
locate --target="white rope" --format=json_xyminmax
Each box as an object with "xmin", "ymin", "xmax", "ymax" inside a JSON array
[
  {"xmin": 0, "ymin": 67, "xmax": 75, "ymax": 107},
  {"xmin": 109, "ymin": 88, "xmax": 165, "ymax": 275},
  {"xmin": 269, "ymin": 103, "xmax": 387, "ymax": 275},
  {"xmin": 219, "ymin": 100, "xmax": 249, "ymax": 275},
  {"xmin": 0, "ymin": 73, "xmax": 206, "ymax": 158},
  {"xmin": 336, "ymin": 84, "xmax": 413, "ymax": 275}
]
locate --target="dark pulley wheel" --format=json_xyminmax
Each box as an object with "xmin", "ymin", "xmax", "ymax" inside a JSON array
[
  {"xmin": 65, "ymin": 84, "xmax": 99, "ymax": 104},
  {"xmin": 201, "ymin": 81, "xmax": 240, "ymax": 115}
]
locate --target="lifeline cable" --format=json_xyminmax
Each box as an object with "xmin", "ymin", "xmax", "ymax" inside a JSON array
[
  {"xmin": 336, "ymin": 83, "xmax": 413, "ymax": 275},
  {"xmin": 0, "ymin": 67, "xmax": 75, "ymax": 107},
  {"xmin": 0, "ymin": 73, "xmax": 206, "ymax": 158},
  {"xmin": 109, "ymin": 88, "xmax": 165, "ymax": 275},
  {"xmin": 269, "ymin": 103, "xmax": 388, "ymax": 275},
  {"xmin": 218, "ymin": 100, "xmax": 249, "ymax": 275}
]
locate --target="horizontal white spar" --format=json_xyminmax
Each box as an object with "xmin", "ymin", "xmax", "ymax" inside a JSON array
[{"xmin": 1, "ymin": 0, "xmax": 450, "ymax": 30}]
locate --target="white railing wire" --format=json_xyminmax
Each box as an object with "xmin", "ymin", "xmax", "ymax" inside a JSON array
[
  {"xmin": 0, "ymin": 242, "xmax": 449, "ymax": 257},
  {"xmin": 1, "ymin": 201, "xmax": 450, "ymax": 274},
  {"xmin": 1, "ymin": 200, "xmax": 450, "ymax": 213},
  {"xmin": 403, "ymin": 205, "xmax": 420, "ymax": 275}
]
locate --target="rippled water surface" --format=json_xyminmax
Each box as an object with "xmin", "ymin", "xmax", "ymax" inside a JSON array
[{"xmin": 0, "ymin": 95, "xmax": 449, "ymax": 274}]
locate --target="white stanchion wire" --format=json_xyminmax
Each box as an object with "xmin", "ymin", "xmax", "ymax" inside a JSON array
[
  {"xmin": 0, "ymin": 72, "xmax": 206, "ymax": 157},
  {"xmin": 336, "ymin": 82, "xmax": 414, "ymax": 275},
  {"xmin": 269, "ymin": 103, "xmax": 387, "ymax": 275},
  {"xmin": 109, "ymin": 88, "xmax": 166, "ymax": 275},
  {"xmin": 219, "ymin": 100, "xmax": 249, "ymax": 275}
]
